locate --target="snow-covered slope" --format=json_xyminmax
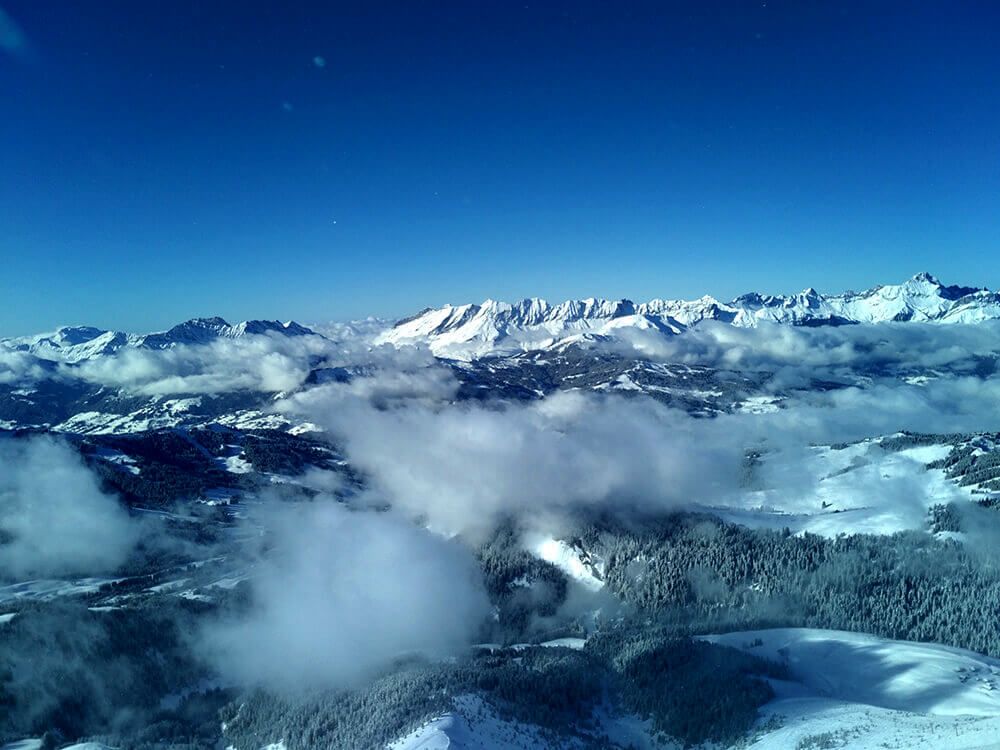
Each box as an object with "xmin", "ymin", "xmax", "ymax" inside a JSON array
[
  {"xmin": 379, "ymin": 273, "xmax": 995, "ymax": 359},
  {"xmin": 706, "ymin": 628, "xmax": 1000, "ymax": 717},
  {"xmin": 703, "ymin": 628, "xmax": 1000, "ymax": 750},
  {"xmin": 711, "ymin": 439, "xmax": 972, "ymax": 537},
  {"xmin": 392, "ymin": 626, "xmax": 1000, "ymax": 749},
  {"xmin": 387, "ymin": 694, "xmax": 658, "ymax": 750},
  {"xmin": 3, "ymin": 317, "xmax": 316, "ymax": 363},
  {"xmin": 387, "ymin": 695, "xmax": 577, "ymax": 750}
]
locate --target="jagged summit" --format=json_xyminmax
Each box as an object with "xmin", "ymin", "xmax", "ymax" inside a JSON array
[
  {"xmin": 905, "ymin": 272, "xmax": 983, "ymax": 300},
  {"xmin": 6, "ymin": 274, "xmax": 997, "ymax": 365},
  {"xmin": 378, "ymin": 274, "xmax": 999, "ymax": 359}
]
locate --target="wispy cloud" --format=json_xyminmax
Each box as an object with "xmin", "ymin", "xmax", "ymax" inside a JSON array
[{"xmin": 0, "ymin": 6, "xmax": 31, "ymax": 61}]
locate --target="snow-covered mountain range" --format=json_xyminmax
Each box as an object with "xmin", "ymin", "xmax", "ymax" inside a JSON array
[
  {"xmin": 379, "ymin": 273, "xmax": 1000, "ymax": 359},
  {"xmin": 4, "ymin": 317, "xmax": 315, "ymax": 363},
  {"xmin": 6, "ymin": 273, "xmax": 999, "ymax": 365},
  {"xmin": 4, "ymin": 272, "xmax": 1000, "ymax": 436}
]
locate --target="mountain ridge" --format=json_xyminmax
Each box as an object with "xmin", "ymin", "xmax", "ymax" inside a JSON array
[
  {"xmin": 3, "ymin": 318, "xmax": 317, "ymax": 363},
  {"xmin": 378, "ymin": 273, "xmax": 1000, "ymax": 359}
]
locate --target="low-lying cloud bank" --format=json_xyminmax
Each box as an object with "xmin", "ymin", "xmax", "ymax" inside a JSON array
[
  {"xmin": 0, "ymin": 326, "xmax": 450, "ymax": 400},
  {"xmin": 612, "ymin": 321, "xmax": 1000, "ymax": 369},
  {"xmin": 4, "ymin": 318, "xmax": 1000, "ymax": 411},
  {"xmin": 616, "ymin": 319, "xmax": 1000, "ymax": 382},
  {"xmin": 0, "ymin": 349, "xmax": 51, "ymax": 385},
  {"xmin": 70, "ymin": 333, "xmax": 334, "ymax": 396},
  {"xmin": 274, "ymin": 322, "xmax": 1000, "ymax": 539},
  {"xmin": 283, "ymin": 387, "xmax": 748, "ymax": 538},
  {"xmin": 0, "ymin": 436, "xmax": 139, "ymax": 578},
  {"xmin": 743, "ymin": 375, "xmax": 1000, "ymax": 443},
  {"xmin": 201, "ymin": 502, "xmax": 491, "ymax": 691},
  {"xmin": 607, "ymin": 320, "xmax": 1000, "ymax": 441},
  {"xmin": 7, "ymin": 318, "xmax": 1000, "ymax": 565}
]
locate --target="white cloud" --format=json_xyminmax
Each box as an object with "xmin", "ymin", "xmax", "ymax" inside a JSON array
[
  {"xmin": 0, "ymin": 348, "xmax": 50, "ymax": 384},
  {"xmin": 0, "ymin": 437, "xmax": 139, "ymax": 577},
  {"xmin": 284, "ymin": 386, "xmax": 747, "ymax": 538},
  {"xmin": 614, "ymin": 319, "xmax": 1000, "ymax": 381},
  {"xmin": 0, "ymin": 6, "xmax": 30, "ymax": 61},
  {"xmin": 69, "ymin": 333, "xmax": 333, "ymax": 395},
  {"xmin": 201, "ymin": 502, "xmax": 490, "ymax": 690}
]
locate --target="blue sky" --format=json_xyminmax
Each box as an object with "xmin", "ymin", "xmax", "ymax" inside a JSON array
[{"xmin": 1, "ymin": 1, "xmax": 998, "ymax": 336}]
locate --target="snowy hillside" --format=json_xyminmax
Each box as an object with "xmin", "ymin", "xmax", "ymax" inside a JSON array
[
  {"xmin": 387, "ymin": 694, "xmax": 659, "ymax": 750},
  {"xmin": 378, "ymin": 273, "xmax": 999, "ymax": 359},
  {"xmin": 712, "ymin": 439, "xmax": 973, "ymax": 537},
  {"xmin": 703, "ymin": 628, "xmax": 1000, "ymax": 750},
  {"xmin": 387, "ymin": 695, "xmax": 587, "ymax": 750}
]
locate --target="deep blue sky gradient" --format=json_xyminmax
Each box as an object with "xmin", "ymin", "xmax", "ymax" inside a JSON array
[{"xmin": 1, "ymin": 1, "xmax": 998, "ymax": 335}]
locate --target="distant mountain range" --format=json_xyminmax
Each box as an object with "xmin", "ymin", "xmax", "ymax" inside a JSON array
[
  {"xmin": 5, "ymin": 274, "xmax": 1000, "ymax": 366},
  {"xmin": 378, "ymin": 273, "xmax": 1000, "ymax": 359},
  {"xmin": 3, "ymin": 317, "xmax": 315, "ymax": 363}
]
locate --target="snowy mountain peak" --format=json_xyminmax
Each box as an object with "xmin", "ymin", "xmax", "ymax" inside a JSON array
[
  {"xmin": 149, "ymin": 317, "xmax": 314, "ymax": 344},
  {"xmin": 134, "ymin": 317, "xmax": 317, "ymax": 351},
  {"xmin": 49, "ymin": 326, "xmax": 109, "ymax": 346},
  {"xmin": 880, "ymin": 272, "xmax": 981, "ymax": 301},
  {"xmin": 378, "ymin": 274, "xmax": 998, "ymax": 359}
]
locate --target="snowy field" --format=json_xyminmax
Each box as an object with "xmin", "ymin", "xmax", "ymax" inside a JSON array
[
  {"xmin": 703, "ymin": 628, "xmax": 1000, "ymax": 750},
  {"xmin": 712, "ymin": 442, "xmax": 972, "ymax": 537}
]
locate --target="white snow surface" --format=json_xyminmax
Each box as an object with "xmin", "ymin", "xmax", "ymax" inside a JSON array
[
  {"xmin": 387, "ymin": 694, "xmax": 658, "ymax": 750},
  {"xmin": 711, "ymin": 440, "xmax": 970, "ymax": 537},
  {"xmin": 529, "ymin": 536, "xmax": 604, "ymax": 591},
  {"xmin": 704, "ymin": 628, "xmax": 1000, "ymax": 750},
  {"xmin": 707, "ymin": 628, "xmax": 1000, "ymax": 717},
  {"xmin": 224, "ymin": 454, "xmax": 254, "ymax": 474},
  {"xmin": 387, "ymin": 695, "xmax": 575, "ymax": 750}
]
